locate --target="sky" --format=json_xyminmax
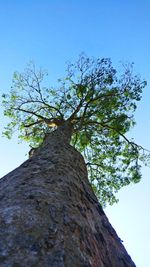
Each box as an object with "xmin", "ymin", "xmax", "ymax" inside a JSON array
[{"xmin": 0, "ymin": 1, "xmax": 150, "ymax": 266}]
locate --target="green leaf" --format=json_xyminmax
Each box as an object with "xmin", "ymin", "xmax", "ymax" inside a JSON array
[{"xmin": 67, "ymin": 94, "xmax": 71, "ymax": 99}]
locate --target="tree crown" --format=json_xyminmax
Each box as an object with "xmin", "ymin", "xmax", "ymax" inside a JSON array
[{"xmin": 2, "ymin": 54, "xmax": 149, "ymax": 206}]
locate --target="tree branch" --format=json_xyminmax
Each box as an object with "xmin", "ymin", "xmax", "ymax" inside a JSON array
[
  {"xmin": 12, "ymin": 107, "xmax": 62, "ymax": 127},
  {"xmin": 23, "ymin": 120, "xmax": 43, "ymax": 128},
  {"xmin": 67, "ymin": 98, "xmax": 84, "ymax": 122}
]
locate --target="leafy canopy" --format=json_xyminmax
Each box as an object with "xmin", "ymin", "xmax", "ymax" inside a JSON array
[{"xmin": 2, "ymin": 54, "xmax": 149, "ymax": 206}]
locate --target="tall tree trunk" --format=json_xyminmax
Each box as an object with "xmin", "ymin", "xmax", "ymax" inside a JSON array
[{"xmin": 0, "ymin": 125, "xmax": 136, "ymax": 267}]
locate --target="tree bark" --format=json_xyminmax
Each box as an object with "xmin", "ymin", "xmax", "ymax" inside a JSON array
[{"xmin": 0, "ymin": 125, "xmax": 136, "ymax": 267}]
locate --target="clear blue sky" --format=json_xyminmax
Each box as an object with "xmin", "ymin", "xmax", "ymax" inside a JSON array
[{"xmin": 0, "ymin": 1, "xmax": 150, "ymax": 266}]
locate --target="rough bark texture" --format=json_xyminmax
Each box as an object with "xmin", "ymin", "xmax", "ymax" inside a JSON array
[{"xmin": 0, "ymin": 126, "xmax": 136, "ymax": 267}]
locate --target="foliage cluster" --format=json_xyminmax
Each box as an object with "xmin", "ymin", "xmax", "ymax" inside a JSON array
[{"xmin": 2, "ymin": 54, "xmax": 149, "ymax": 206}]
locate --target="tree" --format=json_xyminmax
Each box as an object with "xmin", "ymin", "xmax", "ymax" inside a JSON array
[
  {"xmin": 0, "ymin": 54, "xmax": 148, "ymax": 266},
  {"xmin": 2, "ymin": 54, "xmax": 148, "ymax": 206}
]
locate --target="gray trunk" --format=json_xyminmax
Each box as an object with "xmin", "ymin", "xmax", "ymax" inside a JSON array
[{"xmin": 0, "ymin": 126, "xmax": 136, "ymax": 267}]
